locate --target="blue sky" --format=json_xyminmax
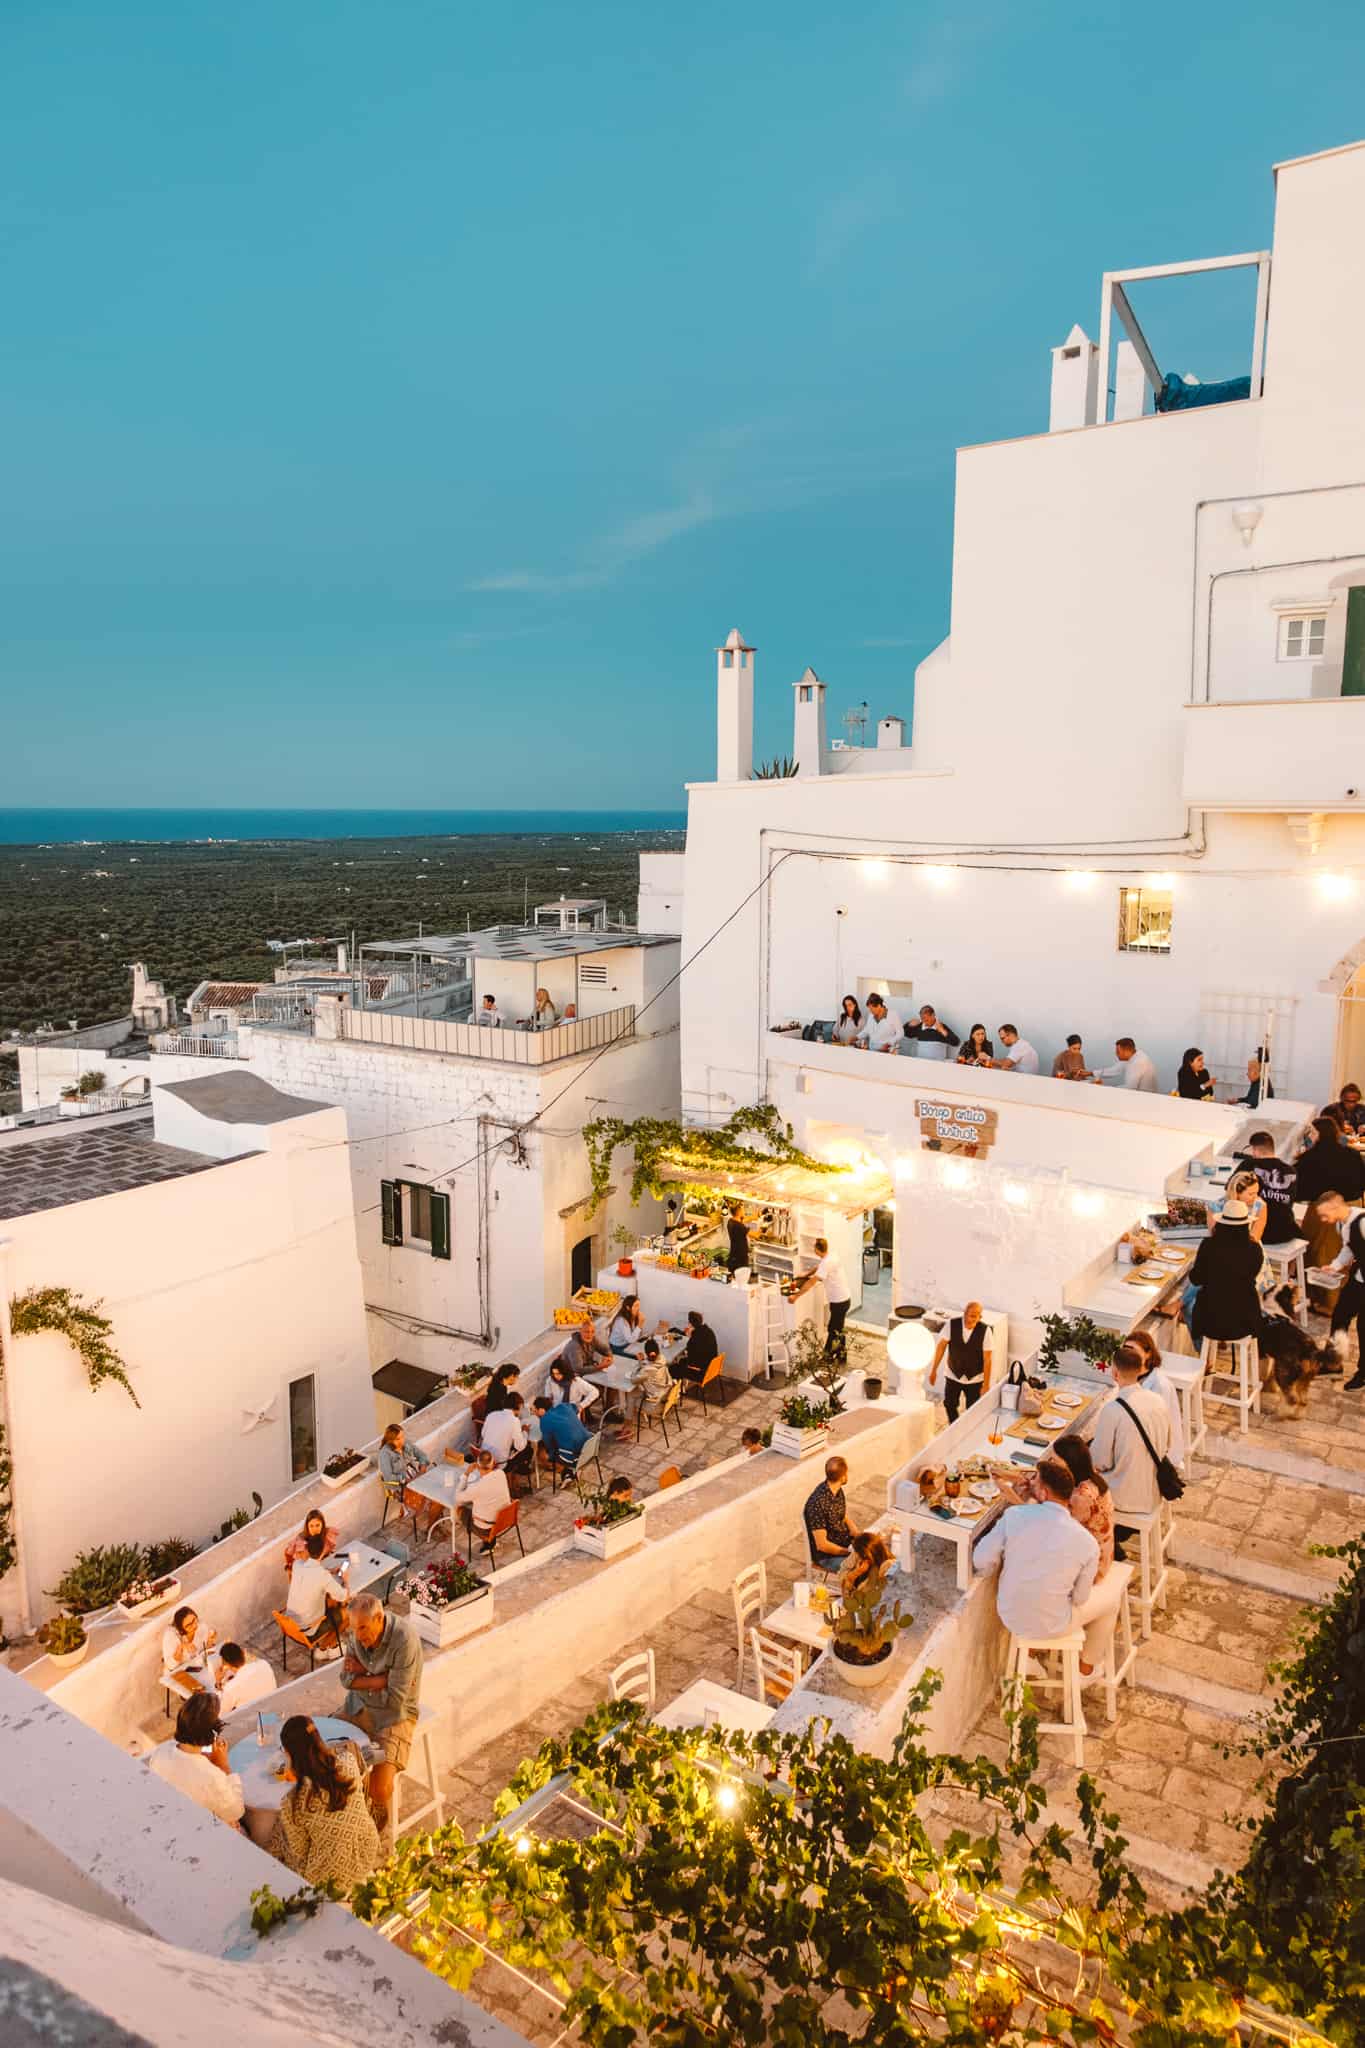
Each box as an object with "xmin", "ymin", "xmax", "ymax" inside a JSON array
[{"xmin": 3, "ymin": 1, "xmax": 1363, "ymax": 808}]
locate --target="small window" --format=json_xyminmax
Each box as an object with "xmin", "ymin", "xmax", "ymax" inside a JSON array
[
  {"xmin": 799, "ymin": 685, "xmax": 813, "ymax": 703},
  {"xmin": 380, "ymin": 1178, "xmax": 450, "ymax": 1259},
  {"xmin": 1279, "ymin": 613, "xmax": 1327, "ymax": 661},
  {"xmin": 723, "ymin": 649, "xmax": 734, "ymax": 668},
  {"xmin": 1117, "ymin": 887, "xmax": 1172, "ymax": 955},
  {"xmin": 289, "ymin": 1374, "xmax": 318, "ymax": 1480}
]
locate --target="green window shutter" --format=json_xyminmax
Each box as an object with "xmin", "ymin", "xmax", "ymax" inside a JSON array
[
  {"xmin": 1342, "ymin": 587, "xmax": 1365, "ymax": 697},
  {"xmin": 430, "ymin": 1192, "xmax": 451, "ymax": 1261},
  {"xmin": 381, "ymin": 1180, "xmax": 403, "ymax": 1246}
]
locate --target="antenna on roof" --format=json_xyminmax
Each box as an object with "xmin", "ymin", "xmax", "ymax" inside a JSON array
[{"xmin": 842, "ymin": 702, "xmax": 870, "ymax": 748}]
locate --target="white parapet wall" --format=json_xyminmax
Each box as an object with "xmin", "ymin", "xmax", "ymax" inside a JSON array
[{"xmin": 0, "ymin": 1667, "xmax": 528, "ymax": 2047}]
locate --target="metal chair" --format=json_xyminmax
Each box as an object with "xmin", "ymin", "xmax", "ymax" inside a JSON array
[
  {"xmin": 473, "ymin": 1498, "xmax": 525, "ymax": 1565},
  {"xmin": 732, "ymin": 1562, "xmax": 767, "ymax": 1690},
  {"xmin": 636, "ymin": 1377, "xmax": 682, "ymax": 1444},
  {"xmin": 684, "ymin": 1353, "xmax": 730, "ymax": 1413},
  {"xmin": 551, "ymin": 1429, "xmax": 605, "ymax": 1496},
  {"xmin": 608, "ymin": 1648, "xmax": 657, "ymax": 1713}
]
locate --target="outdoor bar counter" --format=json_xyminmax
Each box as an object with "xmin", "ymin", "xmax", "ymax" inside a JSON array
[
  {"xmin": 771, "ymin": 1370, "xmax": 1109, "ymax": 1756},
  {"xmin": 597, "ymin": 1260, "xmax": 821, "ymax": 1382}
]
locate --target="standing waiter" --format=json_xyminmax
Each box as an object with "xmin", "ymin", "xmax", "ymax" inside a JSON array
[
  {"xmin": 791, "ymin": 1235, "xmax": 852, "ymax": 1362},
  {"xmin": 725, "ymin": 1202, "xmax": 752, "ymax": 1274},
  {"xmin": 928, "ymin": 1301, "xmax": 993, "ymax": 1422}
]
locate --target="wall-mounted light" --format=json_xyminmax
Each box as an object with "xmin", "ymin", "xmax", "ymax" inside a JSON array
[
  {"xmin": 1144, "ymin": 872, "xmax": 1176, "ymax": 892},
  {"xmin": 1316, "ymin": 873, "xmax": 1355, "ymax": 903},
  {"xmin": 1231, "ymin": 500, "xmax": 1263, "ymax": 547},
  {"xmin": 1003, "ymin": 1181, "xmax": 1030, "ymax": 1207},
  {"xmin": 861, "ymin": 859, "xmax": 889, "ymax": 884},
  {"xmin": 920, "ymin": 864, "xmax": 953, "ymax": 889},
  {"xmin": 1071, "ymin": 1190, "xmax": 1103, "ymax": 1217},
  {"xmin": 943, "ymin": 1160, "xmax": 971, "ymax": 1189},
  {"xmin": 1063, "ymin": 870, "xmax": 1098, "ymax": 892}
]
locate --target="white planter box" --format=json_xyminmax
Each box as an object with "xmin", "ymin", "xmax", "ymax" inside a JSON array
[
  {"xmin": 118, "ymin": 1577, "xmax": 181, "ymax": 1620},
  {"xmin": 573, "ymin": 1515, "xmax": 647, "ymax": 1561},
  {"xmin": 410, "ymin": 1584, "xmax": 495, "ymax": 1649},
  {"xmin": 48, "ymin": 1641, "xmax": 89, "ymax": 1671},
  {"xmin": 770, "ymin": 1423, "xmax": 832, "ymax": 1461},
  {"xmin": 321, "ymin": 1456, "xmax": 370, "ymax": 1491}
]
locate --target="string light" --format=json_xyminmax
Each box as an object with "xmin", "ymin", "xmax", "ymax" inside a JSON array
[
  {"xmin": 514, "ymin": 1833, "xmax": 532, "ymax": 1857},
  {"xmin": 1317, "ymin": 873, "xmax": 1354, "ymax": 902},
  {"xmin": 1071, "ymin": 1190, "xmax": 1103, "ymax": 1217},
  {"xmin": 1063, "ymin": 870, "xmax": 1098, "ymax": 892},
  {"xmin": 861, "ymin": 858, "xmax": 890, "ymax": 884},
  {"xmin": 715, "ymin": 1781, "xmax": 740, "ymax": 1813},
  {"xmin": 920, "ymin": 864, "xmax": 953, "ymax": 888},
  {"xmin": 1003, "ymin": 1182, "xmax": 1030, "ymax": 1207}
]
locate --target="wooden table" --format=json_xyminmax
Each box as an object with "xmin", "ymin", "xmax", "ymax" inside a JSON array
[{"xmin": 654, "ymin": 1678, "xmax": 775, "ymax": 1735}]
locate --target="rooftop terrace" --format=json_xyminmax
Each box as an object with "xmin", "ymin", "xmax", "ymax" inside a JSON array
[{"xmin": 0, "ymin": 1111, "xmax": 224, "ymax": 1219}]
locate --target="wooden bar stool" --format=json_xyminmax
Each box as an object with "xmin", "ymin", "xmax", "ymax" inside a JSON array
[
  {"xmin": 1120, "ymin": 1507, "xmax": 1169, "ymax": 1637},
  {"xmin": 1159, "ymin": 1351, "xmax": 1207, "ymax": 1461},
  {"xmin": 1004, "ymin": 1628, "xmax": 1086, "ymax": 1767},
  {"xmin": 1200, "ymin": 1335, "xmax": 1261, "ymax": 1435},
  {"xmin": 1262, "ymin": 1238, "xmax": 1310, "ymax": 1328}
]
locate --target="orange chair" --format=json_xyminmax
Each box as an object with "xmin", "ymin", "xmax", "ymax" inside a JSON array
[
  {"xmin": 657, "ymin": 1465, "xmax": 683, "ymax": 1489},
  {"xmin": 474, "ymin": 1498, "xmax": 526, "ymax": 1566},
  {"xmin": 272, "ymin": 1608, "xmax": 337, "ymax": 1675},
  {"xmin": 684, "ymin": 1353, "xmax": 730, "ymax": 1413}
]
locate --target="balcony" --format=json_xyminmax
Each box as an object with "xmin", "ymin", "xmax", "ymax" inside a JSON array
[
  {"xmin": 1182, "ymin": 696, "xmax": 1365, "ymax": 811},
  {"xmin": 339, "ymin": 1001, "xmax": 637, "ymax": 1065},
  {"xmin": 151, "ymin": 1031, "xmax": 243, "ymax": 1059}
]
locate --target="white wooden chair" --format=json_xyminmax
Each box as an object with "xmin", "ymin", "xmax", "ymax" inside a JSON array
[
  {"xmin": 608, "ymin": 1649, "xmax": 657, "ymax": 1714},
  {"xmin": 395, "ymin": 1703, "xmax": 446, "ymax": 1837},
  {"xmin": 1074, "ymin": 1562, "xmax": 1139, "ymax": 1721},
  {"xmin": 1004, "ymin": 1628, "xmax": 1087, "ymax": 1767},
  {"xmin": 731, "ymin": 1562, "xmax": 767, "ymax": 1690},
  {"xmin": 748, "ymin": 1628, "xmax": 802, "ymax": 1706},
  {"xmin": 1200, "ymin": 1335, "xmax": 1261, "ymax": 1434}
]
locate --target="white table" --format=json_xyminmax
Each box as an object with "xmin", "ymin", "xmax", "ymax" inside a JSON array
[
  {"xmin": 229, "ymin": 1713, "xmax": 372, "ymax": 1847},
  {"xmin": 760, "ymin": 1596, "xmax": 836, "ymax": 1655},
  {"xmin": 653, "ymin": 1678, "xmax": 774, "ymax": 1735},
  {"xmin": 331, "ymin": 1538, "xmax": 405, "ymax": 1598},
  {"xmin": 1064, "ymin": 1246, "xmax": 1194, "ymax": 1337},
  {"xmin": 405, "ymin": 1462, "xmax": 463, "ymax": 1524}
]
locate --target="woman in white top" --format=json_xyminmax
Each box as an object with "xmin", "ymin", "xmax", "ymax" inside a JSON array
[
  {"xmin": 548, "ymin": 1360, "xmax": 598, "ymax": 1412},
  {"xmin": 161, "ymin": 1605, "xmax": 216, "ymax": 1693},
  {"xmin": 532, "ymin": 987, "xmax": 561, "ymax": 1030},
  {"xmin": 610, "ymin": 1297, "xmax": 645, "ymax": 1353},
  {"xmin": 831, "ymin": 995, "xmax": 862, "ymax": 1046}
]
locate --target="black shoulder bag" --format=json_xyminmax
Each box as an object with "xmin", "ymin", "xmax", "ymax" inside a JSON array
[{"xmin": 1117, "ymin": 1397, "xmax": 1184, "ymax": 1502}]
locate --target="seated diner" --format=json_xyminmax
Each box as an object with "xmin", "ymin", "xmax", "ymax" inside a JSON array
[
  {"xmin": 267, "ymin": 1714, "xmax": 382, "ymax": 1888},
  {"xmin": 803, "ymin": 1455, "xmax": 858, "ymax": 1575},
  {"xmin": 161, "ymin": 1605, "xmax": 216, "ymax": 1694}
]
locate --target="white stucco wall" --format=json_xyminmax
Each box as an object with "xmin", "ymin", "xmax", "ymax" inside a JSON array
[
  {"xmin": 232, "ymin": 1016, "xmax": 679, "ymax": 1376},
  {"xmin": 18, "ymin": 1044, "xmax": 151, "ymax": 1111},
  {"xmin": 0, "ymin": 1103, "xmax": 373, "ymax": 1630},
  {"xmin": 637, "ymin": 851, "xmax": 685, "ymax": 933}
]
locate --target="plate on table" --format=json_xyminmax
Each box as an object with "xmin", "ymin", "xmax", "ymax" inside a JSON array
[
  {"xmin": 969, "ymin": 1480, "xmax": 997, "ymax": 1501},
  {"xmin": 1155, "ymin": 1248, "xmax": 1187, "ymax": 1264},
  {"xmin": 1051, "ymin": 1393, "xmax": 1083, "ymax": 1409},
  {"xmin": 951, "ymin": 1498, "xmax": 985, "ymax": 1518},
  {"xmin": 1037, "ymin": 1416, "xmax": 1067, "ymax": 1431},
  {"xmin": 1125, "ymin": 1271, "xmax": 1162, "ymax": 1287}
]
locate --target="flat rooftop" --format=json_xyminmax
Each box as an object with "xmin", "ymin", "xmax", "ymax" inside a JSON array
[
  {"xmin": 370, "ymin": 923, "xmax": 677, "ymax": 962},
  {"xmin": 0, "ymin": 1115, "xmax": 224, "ymax": 1220}
]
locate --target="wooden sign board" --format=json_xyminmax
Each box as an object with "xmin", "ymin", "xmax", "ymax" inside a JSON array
[{"xmin": 914, "ymin": 1097, "xmax": 999, "ymax": 1159}]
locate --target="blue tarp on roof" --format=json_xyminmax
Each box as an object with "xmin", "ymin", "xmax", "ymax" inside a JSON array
[{"xmin": 1155, "ymin": 371, "xmax": 1252, "ymax": 412}]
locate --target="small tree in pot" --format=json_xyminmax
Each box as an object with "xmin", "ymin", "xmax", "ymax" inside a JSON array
[
  {"xmin": 609, "ymin": 1223, "xmax": 637, "ymax": 1276},
  {"xmin": 830, "ymin": 1576, "xmax": 913, "ymax": 1687}
]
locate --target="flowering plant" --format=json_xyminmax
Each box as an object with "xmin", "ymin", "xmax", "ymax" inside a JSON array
[
  {"xmin": 322, "ymin": 1446, "xmax": 366, "ymax": 1478},
  {"xmin": 399, "ymin": 1558, "xmax": 485, "ymax": 1610},
  {"xmin": 119, "ymin": 1574, "xmax": 176, "ymax": 1608},
  {"xmin": 574, "ymin": 1490, "xmax": 644, "ymax": 1531}
]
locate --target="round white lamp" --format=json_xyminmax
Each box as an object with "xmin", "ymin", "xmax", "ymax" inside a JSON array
[{"xmin": 886, "ymin": 1319, "xmax": 936, "ymax": 1407}]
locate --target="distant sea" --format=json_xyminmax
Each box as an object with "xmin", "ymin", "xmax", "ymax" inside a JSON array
[{"xmin": 0, "ymin": 807, "xmax": 686, "ymax": 846}]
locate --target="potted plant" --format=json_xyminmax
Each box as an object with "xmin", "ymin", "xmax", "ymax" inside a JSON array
[
  {"xmin": 321, "ymin": 1446, "xmax": 370, "ymax": 1490},
  {"xmin": 45, "ymin": 1542, "xmax": 147, "ymax": 1617},
  {"xmin": 399, "ymin": 1557, "xmax": 494, "ymax": 1649},
  {"xmin": 451, "ymin": 1362, "xmax": 488, "ymax": 1392},
  {"xmin": 572, "ymin": 1490, "xmax": 647, "ymax": 1561},
  {"xmin": 1036, "ymin": 1312, "xmax": 1122, "ymax": 1376},
  {"xmin": 119, "ymin": 1573, "xmax": 182, "ymax": 1618},
  {"xmin": 861, "ymin": 1369, "xmax": 884, "ymax": 1402},
  {"xmin": 829, "ymin": 1576, "xmax": 913, "ymax": 1688},
  {"xmin": 41, "ymin": 1613, "xmax": 89, "ymax": 1670},
  {"xmin": 787, "ymin": 1320, "xmax": 846, "ymax": 1414},
  {"xmin": 611, "ymin": 1223, "xmax": 637, "ymax": 1278},
  {"xmin": 770, "ymin": 1392, "xmax": 835, "ymax": 1460}
]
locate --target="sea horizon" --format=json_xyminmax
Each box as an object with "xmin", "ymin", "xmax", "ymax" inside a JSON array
[{"xmin": 0, "ymin": 806, "xmax": 686, "ymax": 846}]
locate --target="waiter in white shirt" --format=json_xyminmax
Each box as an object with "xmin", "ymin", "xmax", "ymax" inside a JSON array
[
  {"xmin": 859, "ymin": 993, "xmax": 904, "ymax": 1055},
  {"xmin": 1093, "ymin": 1038, "xmax": 1157, "ymax": 1091},
  {"xmin": 994, "ymin": 1024, "xmax": 1039, "ymax": 1075},
  {"xmin": 791, "ymin": 1235, "xmax": 852, "ymax": 1361},
  {"xmin": 973, "ymin": 1459, "xmax": 1100, "ymax": 1647}
]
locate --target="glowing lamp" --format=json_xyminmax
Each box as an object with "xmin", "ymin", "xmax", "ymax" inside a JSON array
[
  {"xmin": 920, "ymin": 864, "xmax": 953, "ymax": 888},
  {"xmin": 1063, "ymin": 870, "xmax": 1098, "ymax": 892},
  {"xmin": 1317, "ymin": 873, "xmax": 1354, "ymax": 903},
  {"xmin": 1003, "ymin": 1181, "xmax": 1029, "ymax": 1207},
  {"xmin": 715, "ymin": 1781, "xmax": 740, "ymax": 1813},
  {"xmin": 886, "ymin": 1318, "xmax": 936, "ymax": 1406},
  {"xmin": 943, "ymin": 1160, "xmax": 971, "ymax": 1190}
]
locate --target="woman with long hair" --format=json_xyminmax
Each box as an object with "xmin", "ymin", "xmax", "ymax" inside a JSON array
[
  {"xmin": 267, "ymin": 1715, "xmax": 381, "ymax": 1885},
  {"xmin": 282, "ymin": 1506, "xmax": 338, "ymax": 1573},
  {"xmin": 957, "ymin": 1023, "xmax": 994, "ymax": 1067},
  {"xmin": 1050, "ymin": 1435, "xmax": 1115, "ymax": 1577},
  {"xmin": 831, "ymin": 994, "xmax": 863, "ymax": 1047},
  {"xmin": 1176, "ymin": 1048, "xmax": 1215, "ymax": 1101},
  {"xmin": 1295, "ymin": 1114, "xmax": 1365, "ymax": 1307},
  {"xmin": 841, "ymin": 1529, "xmax": 894, "ymax": 1600},
  {"xmin": 609, "ymin": 1296, "xmax": 645, "ymax": 1354}
]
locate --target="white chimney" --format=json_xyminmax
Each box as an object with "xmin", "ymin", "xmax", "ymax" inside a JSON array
[
  {"xmin": 336, "ymin": 942, "xmax": 348, "ymax": 972},
  {"xmin": 1049, "ymin": 324, "xmax": 1098, "ymax": 431},
  {"xmin": 1113, "ymin": 338, "xmax": 1146, "ymax": 422},
  {"xmin": 792, "ymin": 667, "xmax": 827, "ymax": 777},
  {"xmin": 877, "ymin": 715, "xmax": 905, "ymax": 749},
  {"xmin": 716, "ymin": 627, "xmax": 755, "ymax": 781}
]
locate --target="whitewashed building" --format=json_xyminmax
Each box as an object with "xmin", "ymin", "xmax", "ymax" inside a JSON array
[
  {"xmin": 196, "ymin": 919, "xmax": 683, "ymax": 1380},
  {"xmin": 0, "ymin": 1071, "xmax": 374, "ymax": 1634},
  {"xmin": 669, "ymin": 141, "xmax": 1365, "ymax": 1344}
]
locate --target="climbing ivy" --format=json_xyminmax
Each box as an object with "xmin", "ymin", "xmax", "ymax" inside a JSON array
[
  {"xmin": 9, "ymin": 1286, "xmax": 139, "ymax": 1408},
  {"xmin": 581, "ymin": 1103, "xmax": 845, "ymax": 1215}
]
